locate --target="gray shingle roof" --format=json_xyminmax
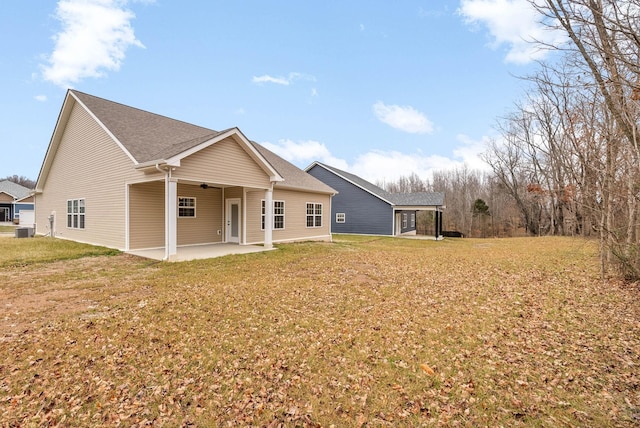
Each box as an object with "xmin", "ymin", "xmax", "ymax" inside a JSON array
[
  {"xmin": 69, "ymin": 90, "xmax": 335, "ymax": 194},
  {"xmin": 0, "ymin": 180, "xmax": 32, "ymax": 200},
  {"xmin": 72, "ymin": 90, "xmax": 222, "ymax": 163},
  {"xmin": 312, "ymin": 162, "xmax": 444, "ymax": 207},
  {"xmin": 388, "ymin": 192, "xmax": 445, "ymax": 206}
]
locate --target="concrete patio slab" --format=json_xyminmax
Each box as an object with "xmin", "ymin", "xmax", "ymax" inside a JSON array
[{"xmin": 127, "ymin": 243, "xmax": 275, "ymax": 262}]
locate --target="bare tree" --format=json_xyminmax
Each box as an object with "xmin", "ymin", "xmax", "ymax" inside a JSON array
[
  {"xmin": 0, "ymin": 175, "xmax": 36, "ymax": 189},
  {"xmin": 480, "ymin": 0, "xmax": 640, "ymax": 277},
  {"xmin": 530, "ymin": 0, "xmax": 640, "ymax": 279}
]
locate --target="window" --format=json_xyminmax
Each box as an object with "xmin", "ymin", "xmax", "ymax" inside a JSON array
[
  {"xmin": 261, "ymin": 200, "xmax": 285, "ymax": 230},
  {"xmin": 306, "ymin": 203, "xmax": 322, "ymax": 228},
  {"xmin": 402, "ymin": 213, "xmax": 408, "ymax": 228},
  {"xmin": 178, "ymin": 197, "xmax": 196, "ymax": 217},
  {"xmin": 336, "ymin": 213, "xmax": 346, "ymax": 223},
  {"xmin": 411, "ymin": 213, "xmax": 416, "ymax": 227},
  {"xmin": 67, "ymin": 198, "xmax": 85, "ymax": 229},
  {"xmin": 274, "ymin": 201, "xmax": 285, "ymax": 229}
]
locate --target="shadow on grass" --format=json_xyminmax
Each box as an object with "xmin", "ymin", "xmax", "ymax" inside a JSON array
[{"xmin": 0, "ymin": 236, "xmax": 119, "ymax": 268}]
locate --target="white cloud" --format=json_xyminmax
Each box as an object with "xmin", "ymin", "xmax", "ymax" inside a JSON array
[
  {"xmin": 252, "ymin": 72, "xmax": 316, "ymax": 86},
  {"xmin": 453, "ymin": 134, "xmax": 492, "ymax": 171},
  {"xmin": 350, "ymin": 150, "xmax": 458, "ymax": 184},
  {"xmin": 34, "ymin": 95, "xmax": 48, "ymax": 102},
  {"xmin": 458, "ymin": 0, "xmax": 565, "ymax": 64},
  {"xmin": 372, "ymin": 101, "xmax": 434, "ymax": 134},
  {"xmin": 41, "ymin": 0, "xmax": 146, "ymax": 87},
  {"xmin": 260, "ymin": 139, "xmax": 349, "ymax": 170},
  {"xmin": 252, "ymin": 75, "xmax": 290, "ymax": 85},
  {"xmin": 262, "ymin": 136, "xmax": 491, "ymax": 184}
]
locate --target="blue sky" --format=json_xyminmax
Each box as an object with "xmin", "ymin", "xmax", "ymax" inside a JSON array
[{"xmin": 0, "ymin": 0, "xmax": 560, "ymax": 183}]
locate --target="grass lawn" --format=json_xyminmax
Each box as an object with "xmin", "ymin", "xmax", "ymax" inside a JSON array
[
  {"xmin": 1, "ymin": 235, "xmax": 639, "ymax": 426},
  {"xmin": 0, "ymin": 225, "xmax": 17, "ymax": 233}
]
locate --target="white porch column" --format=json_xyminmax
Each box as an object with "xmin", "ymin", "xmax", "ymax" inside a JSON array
[
  {"xmin": 264, "ymin": 187, "xmax": 273, "ymax": 249},
  {"xmin": 166, "ymin": 177, "xmax": 178, "ymax": 260}
]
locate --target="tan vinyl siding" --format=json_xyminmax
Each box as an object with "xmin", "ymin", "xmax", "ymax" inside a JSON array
[
  {"xmin": 245, "ymin": 189, "xmax": 332, "ymax": 244},
  {"xmin": 174, "ymin": 136, "xmax": 271, "ymax": 189},
  {"xmin": 129, "ymin": 182, "xmax": 224, "ymax": 249},
  {"xmin": 0, "ymin": 194, "xmax": 12, "ymax": 202},
  {"xmin": 129, "ymin": 181, "xmax": 164, "ymax": 249},
  {"xmin": 224, "ymin": 187, "xmax": 243, "ymax": 199},
  {"xmin": 177, "ymin": 184, "xmax": 222, "ymax": 245},
  {"xmin": 20, "ymin": 195, "xmax": 35, "ymax": 203},
  {"xmin": 35, "ymin": 101, "xmax": 144, "ymax": 249}
]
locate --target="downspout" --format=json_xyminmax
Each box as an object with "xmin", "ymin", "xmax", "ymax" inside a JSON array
[{"xmin": 155, "ymin": 164, "xmax": 170, "ymax": 261}]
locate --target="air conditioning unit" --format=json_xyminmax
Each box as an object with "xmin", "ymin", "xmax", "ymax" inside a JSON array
[{"xmin": 15, "ymin": 227, "xmax": 34, "ymax": 238}]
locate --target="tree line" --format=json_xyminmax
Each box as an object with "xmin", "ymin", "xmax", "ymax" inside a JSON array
[
  {"xmin": 382, "ymin": 0, "xmax": 639, "ymax": 281},
  {"xmin": 1, "ymin": 175, "xmax": 36, "ymax": 189}
]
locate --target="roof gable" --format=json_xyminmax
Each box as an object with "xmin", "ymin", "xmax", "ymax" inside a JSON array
[
  {"xmin": 307, "ymin": 162, "xmax": 444, "ymax": 206},
  {"xmin": 307, "ymin": 162, "xmax": 394, "ymax": 204},
  {"xmin": 0, "ymin": 180, "xmax": 32, "ymax": 200}
]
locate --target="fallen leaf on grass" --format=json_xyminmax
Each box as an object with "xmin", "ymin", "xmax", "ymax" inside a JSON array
[{"xmin": 420, "ymin": 363, "xmax": 435, "ymax": 376}]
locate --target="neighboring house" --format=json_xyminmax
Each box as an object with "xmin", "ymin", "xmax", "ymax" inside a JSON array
[
  {"xmin": 34, "ymin": 90, "xmax": 336, "ymax": 260},
  {"xmin": 306, "ymin": 162, "xmax": 444, "ymax": 238},
  {"xmin": 0, "ymin": 180, "xmax": 34, "ymax": 223}
]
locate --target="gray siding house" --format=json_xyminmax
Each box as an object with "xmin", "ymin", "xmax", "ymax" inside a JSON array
[{"xmin": 306, "ymin": 162, "xmax": 444, "ymax": 238}]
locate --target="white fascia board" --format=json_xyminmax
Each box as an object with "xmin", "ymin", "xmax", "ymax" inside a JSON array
[
  {"xmin": 303, "ymin": 161, "xmax": 320, "ymax": 172},
  {"xmin": 15, "ymin": 196, "xmax": 35, "ymax": 203},
  {"xmin": 35, "ymin": 92, "xmax": 76, "ymax": 192},
  {"xmin": 134, "ymin": 159, "xmax": 181, "ymax": 171},
  {"xmin": 393, "ymin": 205, "xmax": 440, "ymax": 211},
  {"xmin": 275, "ymin": 182, "xmax": 336, "ymax": 195},
  {"xmin": 70, "ymin": 91, "xmax": 139, "ymax": 165}
]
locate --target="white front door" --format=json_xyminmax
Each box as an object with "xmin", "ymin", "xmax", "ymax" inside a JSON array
[{"xmin": 226, "ymin": 199, "xmax": 241, "ymax": 243}]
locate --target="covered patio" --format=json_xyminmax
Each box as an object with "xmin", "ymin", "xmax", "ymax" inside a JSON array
[{"xmin": 127, "ymin": 243, "xmax": 275, "ymax": 262}]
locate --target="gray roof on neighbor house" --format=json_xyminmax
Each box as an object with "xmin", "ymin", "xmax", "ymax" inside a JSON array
[
  {"xmin": 69, "ymin": 90, "xmax": 335, "ymax": 194},
  {"xmin": 390, "ymin": 192, "xmax": 445, "ymax": 206},
  {"xmin": 310, "ymin": 162, "xmax": 444, "ymax": 207},
  {"xmin": 0, "ymin": 180, "xmax": 31, "ymax": 200}
]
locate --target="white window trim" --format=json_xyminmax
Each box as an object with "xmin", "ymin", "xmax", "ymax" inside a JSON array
[
  {"xmin": 261, "ymin": 199, "xmax": 285, "ymax": 230},
  {"xmin": 336, "ymin": 212, "xmax": 346, "ymax": 223},
  {"xmin": 411, "ymin": 213, "xmax": 415, "ymax": 227},
  {"xmin": 178, "ymin": 196, "xmax": 196, "ymax": 218},
  {"xmin": 66, "ymin": 198, "xmax": 85, "ymax": 229},
  {"xmin": 402, "ymin": 212, "xmax": 408, "ymax": 228},
  {"xmin": 306, "ymin": 202, "xmax": 323, "ymax": 228}
]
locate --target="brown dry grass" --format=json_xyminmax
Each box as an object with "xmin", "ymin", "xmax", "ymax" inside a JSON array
[{"xmin": 1, "ymin": 235, "xmax": 639, "ymax": 427}]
